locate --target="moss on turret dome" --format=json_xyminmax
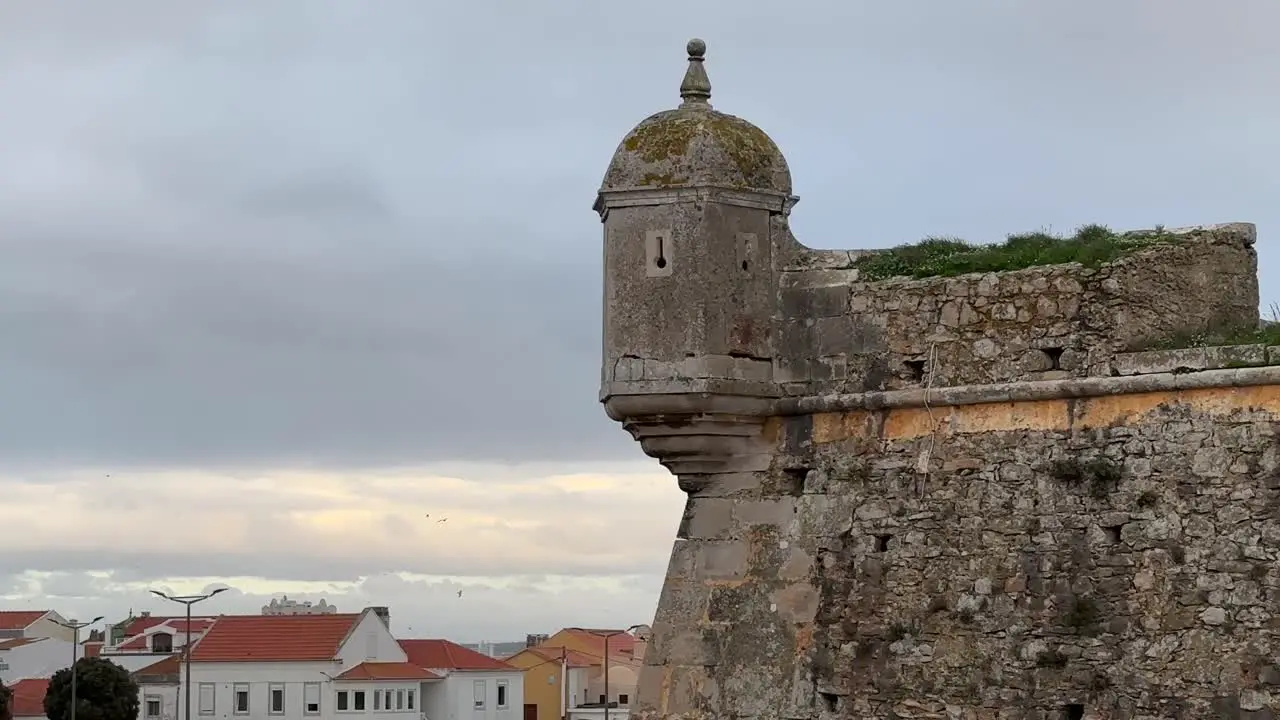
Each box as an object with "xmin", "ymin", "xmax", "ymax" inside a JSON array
[
  {"xmin": 598, "ymin": 39, "xmax": 792, "ymax": 195},
  {"xmin": 603, "ymin": 107, "xmax": 791, "ymax": 193}
]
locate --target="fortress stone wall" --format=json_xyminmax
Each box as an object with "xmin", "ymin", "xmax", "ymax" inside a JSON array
[{"xmin": 595, "ymin": 40, "xmax": 1277, "ymax": 719}]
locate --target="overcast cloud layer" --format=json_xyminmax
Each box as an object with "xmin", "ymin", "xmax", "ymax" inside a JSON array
[{"xmin": 1, "ymin": 0, "xmax": 1278, "ymax": 641}]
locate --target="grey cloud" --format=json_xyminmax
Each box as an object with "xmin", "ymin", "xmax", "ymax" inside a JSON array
[
  {"xmin": 20, "ymin": 571, "xmax": 664, "ymax": 643},
  {"xmin": 0, "ymin": 0, "xmax": 1277, "ymax": 474},
  {"xmin": 0, "ymin": 544, "xmax": 668, "ymax": 586}
]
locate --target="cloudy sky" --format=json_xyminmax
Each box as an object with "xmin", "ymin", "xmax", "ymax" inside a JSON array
[{"xmin": 0, "ymin": 0, "xmax": 1276, "ymax": 643}]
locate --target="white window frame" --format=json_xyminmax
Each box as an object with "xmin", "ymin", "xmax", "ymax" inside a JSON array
[
  {"xmin": 304, "ymin": 683, "xmax": 321, "ymax": 715},
  {"xmin": 473, "ymin": 680, "xmax": 486, "ymax": 710},
  {"xmin": 373, "ymin": 690, "xmax": 382, "ymax": 711},
  {"xmin": 145, "ymin": 695, "xmax": 162, "ymax": 718},
  {"xmin": 198, "ymin": 683, "xmax": 216, "ymax": 716},
  {"xmin": 497, "ymin": 681, "xmax": 508, "ymax": 709},
  {"xmin": 395, "ymin": 689, "xmax": 405, "ymax": 710},
  {"xmin": 234, "ymin": 684, "xmax": 250, "ymax": 715},
  {"xmin": 269, "ymin": 684, "xmax": 285, "ymax": 715},
  {"xmin": 336, "ymin": 690, "xmax": 350, "ymax": 712},
  {"xmin": 353, "ymin": 691, "xmax": 367, "ymax": 712},
  {"xmin": 407, "ymin": 690, "xmax": 415, "ymax": 711}
]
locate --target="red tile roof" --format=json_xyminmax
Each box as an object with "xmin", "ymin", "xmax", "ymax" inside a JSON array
[
  {"xmin": 8, "ymin": 678, "xmax": 50, "ymax": 717},
  {"xmin": 398, "ymin": 639, "xmax": 515, "ymax": 672},
  {"xmin": 337, "ymin": 662, "xmax": 440, "ymax": 681},
  {"xmin": 122, "ymin": 616, "xmax": 171, "ymax": 636},
  {"xmin": 188, "ymin": 614, "xmax": 361, "ymax": 662},
  {"xmin": 118, "ymin": 617, "xmax": 216, "ymax": 648},
  {"xmin": 134, "ymin": 656, "xmax": 181, "ymax": 677},
  {"xmin": 0, "ymin": 612, "xmax": 47, "ymax": 631},
  {"xmin": 0, "ymin": 638, "xmax": 44, "ymax": 651}
]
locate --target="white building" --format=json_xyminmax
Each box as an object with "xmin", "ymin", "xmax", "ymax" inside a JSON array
[
  {"xmin": 0, "ymin": 611, "xmax": 74, "ymax": 643},
  {"xmin": 0, "ymin": 637, "xmax": 75, "ymax": 685},
  {"xmin": 261, "ymin": 597, "xmax": 337, "ymax": 616},
  {"xmin": 170, "ymin": 608, "xmax": 522, "ymax": 720},
  {"xmin": 397, "ymin": 640, "xmax": 524, "ymax": 720},
  {"xmin": 108, "ymin": 616, "xmax": 217, "ymax": 655},
  {"xmin": 134, "ymin": 655, "xmax": 181, "ymax": 720}
]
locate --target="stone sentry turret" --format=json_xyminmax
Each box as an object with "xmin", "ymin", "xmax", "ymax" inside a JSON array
[{"xmin": 596, "ymin": 39, "xmax": 1275, "ymax": 720}]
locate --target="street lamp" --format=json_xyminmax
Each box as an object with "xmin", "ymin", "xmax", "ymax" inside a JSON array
[
  {"xmin": 568, "ymin": 626, "xmax": 646, "ymax": 720},
  {"xmin": 50, "ymin": 616, "xmax": 103, "ymax": 720},
  {"xmin": 150, "ymin": 589, "xmax": 227, "ymax": 720}
]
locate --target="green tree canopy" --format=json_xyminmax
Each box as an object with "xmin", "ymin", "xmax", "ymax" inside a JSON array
[
  {"xmin": 44, "ymin": 658, "xmax": 138, "ymax": 720},
  {"xmin": 1, "ymin": 682, "xmax": 13, "ymax": 720}
]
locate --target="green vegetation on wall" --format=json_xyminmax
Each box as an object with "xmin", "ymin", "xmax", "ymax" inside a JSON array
[{"xmin": 854, "ymin": 224, "xmax": 1176, "ymax": 281}]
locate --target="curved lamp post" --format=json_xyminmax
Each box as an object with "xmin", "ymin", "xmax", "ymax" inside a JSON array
[
  {"xmin": 566, "ymin": 625, "xmax": 646, "ymax": 720},
  {"xmin": 150, "ymin": 589, "xmax": 227, "ymax": 720},
  {"xmin": 50, "ymin": 616, "xmax": 104, "ymax": 720}
]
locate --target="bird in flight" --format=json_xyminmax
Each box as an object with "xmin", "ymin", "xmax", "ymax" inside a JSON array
[
  {"xmin": 456, "ymin": 590, "xmax": 464, "ymax": 598},
  {"xmin": 437, "ymin": 518, "xmax": 448, "ymax": 523}
]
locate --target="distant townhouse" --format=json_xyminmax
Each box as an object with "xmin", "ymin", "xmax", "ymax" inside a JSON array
[
  {"xmin": 99, "ymin": 614, "xmax": 218, "ymax": 677},
  {"xmin": 0, "ymin": 611, "xmax": 74, "ymax": 643},
  {"xmin": 7, "ymin": 677, "xmax": 50, "ymax": 720},
  {"xmin": 0, "ymin": 638, "xmax": 75, "ymax": 686},
  {"xmin": 133, "ymin": 654, "xmax": 181, "ymax": 720},
  {"xmin": 184, "ymin": 608, "xmax": 431, "ymax": 720},
  {"xmin": 397, "ymin": 640, "xmax": 523, "ymax": 720},
  {"xmin": 526, "ymin": 629, "xmax": 645, "ymax": 720},
  {"xmin": 503, "ymin": 646, "xmax": 596, "ymax": 720}
]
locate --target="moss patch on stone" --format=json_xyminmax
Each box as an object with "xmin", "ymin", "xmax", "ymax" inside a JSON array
[
  {"xmin": 704, "ymin": 113, "xmax": 777, "ymax": 189},
  {"xmin": 623, "ymin": 113, "xmax": 699, "ymax": 164},
  {"xmin": 620, "ymin": 110, "xmax": 781, "ymax": 189},
  {"xmin": 854, "ymin": 224, "xmax": 1178, "ymax": 281}
]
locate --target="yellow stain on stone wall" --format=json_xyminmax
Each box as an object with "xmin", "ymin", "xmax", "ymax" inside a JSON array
[{"xmin": 811, "ymin": 385, "xmax": 1280, "ymax": 443}]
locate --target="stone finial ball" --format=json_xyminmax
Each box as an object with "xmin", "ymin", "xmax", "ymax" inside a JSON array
[{"xmin": 687, "ymin": 38, "xmax": 706, "ymax": 58}]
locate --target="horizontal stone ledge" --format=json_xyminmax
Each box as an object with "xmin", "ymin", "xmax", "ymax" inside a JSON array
[
  {"xmin": 1112, "ymin": 344, "xmax": 1276, "ymax": 376},
  {"xmin": 776, "ymin": 365, "xmax": 1280, "ymax": 415}
]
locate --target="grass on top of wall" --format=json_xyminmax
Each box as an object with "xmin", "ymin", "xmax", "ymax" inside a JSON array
[
  {"xmin": 854, "ymin": 224, "xmax": 1178, "ymax": 281},
  {"xmin": 1136, "ymin": 311, "xmax": 1280, "ymax": 352}
]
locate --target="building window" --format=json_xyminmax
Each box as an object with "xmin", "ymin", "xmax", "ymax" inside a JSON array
[
  {"xmin": 407, "ymin": 691, "xmax": 415, "ymax": 711},
  {"xmin": 618, "ymin": 694, "xmax": 629, "ymax": 706},
  {"xmin": 497, "ymin": 681, "xmax": 508, "ymax": 709},
  {"xmin": 151, "ymin": 633, "xmax": 173, "ymax": 653},
  {"xmin": 145, "ymin": 696, "xmax": 162, "ymax": 718},
  {"xmin": 304, "ymin": 683, "xmax": 321, "ymax": 715},
  {"xmin": 598, "ymin": 695, "xmax": 605, "ymax": 705},
  {"xmin": 396, "ymin": 690, "xmax": 405, "ymax": 710},
  {"xmin": 473, "ymin": 680, "xmax": 486, "ymax": 710},
  {"xmin": 234, "ymin": 684, "xmax": 250, "ymax": 715},
  {"xmin": 270, "ymin": 684, "xmax": 285, "ymax": 714},
  {"xmin": 373, "ymin": 691, "xmax": 381, "ymax": 711},
  {"xmin": 337, "ymin": 691, "xmax": 349, "ymax": 712},
  {"xmin": 198, "ymin": 684, "xmax": 216, "ymax": 716},
  {"xmin": 353, "ymin": 691, "xmax": 366, "ymax": 711}
]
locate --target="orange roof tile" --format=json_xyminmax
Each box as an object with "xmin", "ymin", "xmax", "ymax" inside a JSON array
[
  {"xmin": 189, "ymin": 614, "xmax": 361, "ymax": 662},
  {"xmin": 0, "ymin": 612, "xmax": 47, "ymax": 631},
  {"xmin": 0, "ymin": 638, "xmax": 44, "ymax": 650},
  {"xmin": 336, "ymin": 662, "xmax": 440, "ymax": 681},
  {"xmin": 134, "ymin": 656, "xmax": 181, "ymax": 677},
  {"xmin": 123, "ymin": 616, "xmax": 171, "ymax": 636},
  {"xmin": 398, "ymin": 639, "xmax": 515, "ymax": 672},
  {"xmin": 560, "ymin": 629, "xmax": 637, "ymax": 657},
  {"xmin": 9, "ymin": 678, "xmax": 50, "ymax": 717}
]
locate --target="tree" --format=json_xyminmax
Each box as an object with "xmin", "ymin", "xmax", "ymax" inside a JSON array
[
  {"xmin": 0, "ymin": 682, "xmax": 12, "ymax": 720},
  {"xmin": 44, "ymin": 657, "xmax": 138, "ymax": 720}
]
